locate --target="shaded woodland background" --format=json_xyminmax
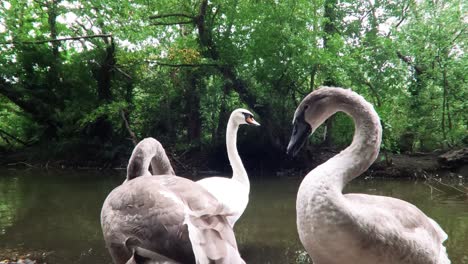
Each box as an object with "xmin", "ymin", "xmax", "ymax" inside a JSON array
[{"xmin": 0, "ymin": 0, "xmax": 466, "ymax": 171}]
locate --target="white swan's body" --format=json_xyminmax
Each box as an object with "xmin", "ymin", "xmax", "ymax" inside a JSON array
[
  {"xmin": 287, "ymin": 87, "xmax": 450, "ymax": 264},
  {"xmin": 197, "ymin": 109, "xmax": 259, "ymax": 227},
  {"xmin": 196, "ymin": 177, "xmax": 249, "ymax": 227},
  {"xmin": 101, "ymin": 138, "xmax": 245, "ymax": 264}
]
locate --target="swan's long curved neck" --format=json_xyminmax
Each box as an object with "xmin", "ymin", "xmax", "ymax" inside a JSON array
[
  {"xmin": 226, "ymin": 120, "xmax": 250, "ymax": 190},
  {"xmin": 127, "ymin": 138, "xmax": 175, "ymax": 181},
  {"xmin": 311, "ymin": 92, "xmax": 382, "ymax": 192}
]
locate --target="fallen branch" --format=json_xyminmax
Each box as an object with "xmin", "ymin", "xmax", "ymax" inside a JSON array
[
  {"xmin": 7, "ymin": 161, "xmax": 37, "ymax": 168},
  {"xmin": 426, "ymin": 177, "xmax": 467, "ymax": 195}
]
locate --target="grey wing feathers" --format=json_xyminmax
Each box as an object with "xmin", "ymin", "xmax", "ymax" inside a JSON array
[
  {"xmin": 187, "ymin": 214, "xmax": 242, "ymax": 263},
  {"xmin": 159, "ymin": 175, "xmax": 245, "ymax": 264},
  {"xmin": 103, "ymin": 138, "xmax": 244, "ymax": 264},
  {"xmin": 345, "ymin": 193, "xmax": 444, "ymax": 240},
  {"xmin": 101, "ymin": 177, "xmax": 194, "ymax": 263},
  {"xmin": 125, "ymin": 237, "xmax": 181, "ymax": 264},
  {"xmin": 345, "ymin": 193, "xmax": 449, "ymax": 263},
  {"xmin": 101, "ymin": 175, "xmax": 245, "ymax": 264}
]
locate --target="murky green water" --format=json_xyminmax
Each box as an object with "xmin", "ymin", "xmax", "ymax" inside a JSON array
[{"xmin": 0, "ymin": 169, "xmax": 467, "ymax": 263}]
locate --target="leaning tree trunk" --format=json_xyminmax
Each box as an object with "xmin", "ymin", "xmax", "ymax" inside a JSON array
[{"xmin": 321, "ymin": 0, "xmax": 339, "ymax": 147}]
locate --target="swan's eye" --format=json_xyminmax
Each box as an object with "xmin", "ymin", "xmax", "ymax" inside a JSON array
[{"xmin": 304, "ymin": 105, "xmax": 309, "ymax": 110}]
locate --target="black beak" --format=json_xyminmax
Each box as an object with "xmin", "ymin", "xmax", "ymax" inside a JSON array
[{"xmin": 286, "ymin": 113, "xmax": 311, "ymax": 157}]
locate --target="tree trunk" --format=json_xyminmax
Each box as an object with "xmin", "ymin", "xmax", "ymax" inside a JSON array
[
  {"xmin": 193, "ymin": 0, "xmax": 281, "ymax": 150},
  {"xmin": 310, "ymin": 64, "xmax": 318, "ymax": 91},
  {"xmin": 214, "ymin": 83, "xmax": 230, "ymax": 146},
  {"xmin": 95, "ymin": 40, "xmax": 115, "ymax": 103},
  {"xmin": 185, "ymin": 71, "xmax": 202, "ymax": 146},
  {"xmin": 322, "ymin": 0, "xmax": 339, "ymax": 147},
  {"xmin": 88, "ymin": 39, "xmax": 115, "ymax": 143}
]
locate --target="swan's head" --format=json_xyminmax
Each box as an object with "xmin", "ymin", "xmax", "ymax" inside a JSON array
[
  {"xmin": 230, "ymin": 108, "xmax": 261, "ymax": 126},
  {"xmin": 287, "ymin": 88, "xmax": 338, "ymax": 157}
]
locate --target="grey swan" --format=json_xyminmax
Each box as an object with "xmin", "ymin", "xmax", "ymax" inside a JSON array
[
  {"xmin": 287, "ymin": 87, "xmax": 450, "ymax": 264},
  {"xmin": 197, "ymin": 108, "xmax": 260, "ymax": 227},
  {"xmin": 101, "ymin": 137, "xmax": 245, "ymax": 264}
]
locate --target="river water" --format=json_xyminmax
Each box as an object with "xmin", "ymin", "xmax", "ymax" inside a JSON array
[{"xmin": 0, "ymin": 169, "xmax": 466, "ymax": 263}]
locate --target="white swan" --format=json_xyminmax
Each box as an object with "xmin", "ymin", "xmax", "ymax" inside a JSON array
[
  {"xmin": 286, "ymin": 87, "xmax": 450, "ymax": 264},
  {"xmin": 197, "ymin": 108, "xmax": 260, "ymax": 227},
  {"xmin": 101, "ymin": 138, "xmax": 245, "ymax": 264}
]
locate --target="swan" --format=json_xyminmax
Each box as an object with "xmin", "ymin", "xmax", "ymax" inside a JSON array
[
  {"xmin": 286, "ymin": 87, "xmax": 450, "ymax": 264},
  {"xmin": 126, "ymin": 137, "xmax": 175, "ymax": 180},
  {"xmin": 197, "ymin": 108, "xmax": 260, "ymax": 227},
  {"xmin": 101, "ymin": 137, "xmax": 245, "ymax": 264}
]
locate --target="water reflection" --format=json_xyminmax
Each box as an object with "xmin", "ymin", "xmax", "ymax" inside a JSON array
[
  {"xmin": 0, "ymin": 169, "xmax": 466, "ymax": 263},
  {"xmin": 0, "ymin": 176, "xmax": 21, "ymax": 235}
]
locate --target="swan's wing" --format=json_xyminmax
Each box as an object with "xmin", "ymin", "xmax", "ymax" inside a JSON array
[
  {"xmin": 345, "ymin": 193, "xmax": 447, "ymax": 241},
  {"xmin": 125, "ymin": 237, "xmax": 181, "ymax": 264},
  {"xmin": 102, "ymin": 175, "xmax": 244, "ymax": 264},
  {"xmin": 344, "ymin": 193, "xmax": 449, "ymax": 262},
  {"xmin": 101, "ymin": 177, "xmax": 194, "ymax": 263},
  {"xmin": 196, "ymin": 177, "xmax": 249, "ymax": 226},
  {"xmin": 186, "ymin": 213, "xmax": 243, "ymax": 264},
  {"xmin": 159, "ymin": 175, "xmax": 245, "ymax": 264}
]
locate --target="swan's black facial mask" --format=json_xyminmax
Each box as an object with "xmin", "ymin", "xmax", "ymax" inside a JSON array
[{"xmin": 286, "ymin": 110, "xmax": 311, "ymax": 157}]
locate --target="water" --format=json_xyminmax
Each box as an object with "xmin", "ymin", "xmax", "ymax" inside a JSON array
[{"xmin": 0, "ymin": 168, "xmax": 467, "ymax": 263}]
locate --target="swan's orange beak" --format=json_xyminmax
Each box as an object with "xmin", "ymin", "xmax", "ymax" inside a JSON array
[{"xmin": 246, "ymin": 116, "xmax": 260, "ymax": 126}]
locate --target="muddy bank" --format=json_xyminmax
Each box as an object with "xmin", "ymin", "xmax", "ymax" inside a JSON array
[
  {"xmin": 1, "ymin": 146, "xmax": 467, "ymax": 179},
  {"xmin": 370, "ymin": 153, "xmax": 447, "ymax": 178},
  {"xmin": 279, "ymin": 147, "xmax": 468, "ymax": 179},
  {"xmin": 0, "ymin": 248, "xmax": 52, "ymax": 264},
  {"xmin": 369, "ymin": 149, "xmax": 468, "ymax": 178}
]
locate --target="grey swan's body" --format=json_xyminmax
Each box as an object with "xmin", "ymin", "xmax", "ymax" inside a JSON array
[
  {"xmin": 287, "ymin": 87, "xmax": 450, "ymax": 264},
  {"xmin": 101, "ymin": 138, "xmax": 245, "ymax": 264},
  {"xmin": 197, "ymin": 109, "xmax": 260, "ymax": 227}
]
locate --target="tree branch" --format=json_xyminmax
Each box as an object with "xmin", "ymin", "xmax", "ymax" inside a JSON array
[
  {"xmin": 0, "ymin": 129, "xmax": 29, "ymax": 145},
  {"xmin": 151, "ymin": 21, "xmax": 194, "ymax": 26},
  {"xmin": 397, "ymin": 51, "xmax": 424, "ymax": 75},
  {"xmin": 364, "ymin": 81, "xmax": 382, "ymax": 107},
  {"xmin": 149, "ymin": 13, "xmax": 194, "ymax": 20},
  {"xmin": 448, "ymin": 26, "xmax": 467, "ymax": 46},
  {"xmin": 120, "ymin": 109, "xmax": 138, "ymax": 145},
  {"xmin": 149, "ymin": 13, "xmax": 195, "ymax": 27},
  {"xmin": 114, "ymin": 66, "xmax": 133, "ymax": 80},
  {"xmin": 145, "ymin": 60, "xmax": 218, "ymax": 68},
  {"xmin": 389, "ymin": 3, "xmax": 410, "ymax": 37},
  {"xmin": 0, "ymin": 34, "xmax": 112, "ymax": 45}
]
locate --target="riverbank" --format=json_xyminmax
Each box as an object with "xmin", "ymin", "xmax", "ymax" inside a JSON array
[
  {"xmin": 1, "ymin": 147, "xmax": 467, "ymax": 179},
  {"xmin": 0, "ymin": 248, "xmax": 50, "ymax": 264}
]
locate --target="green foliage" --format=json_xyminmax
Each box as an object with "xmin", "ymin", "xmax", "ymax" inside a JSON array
[
  {"xmin": 0, "ymin": 0, "xmax": 466, "ymax": 164},
  {"xmin": 78, "ymin": 101, "xmax": 128, "ymax": 129}
]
